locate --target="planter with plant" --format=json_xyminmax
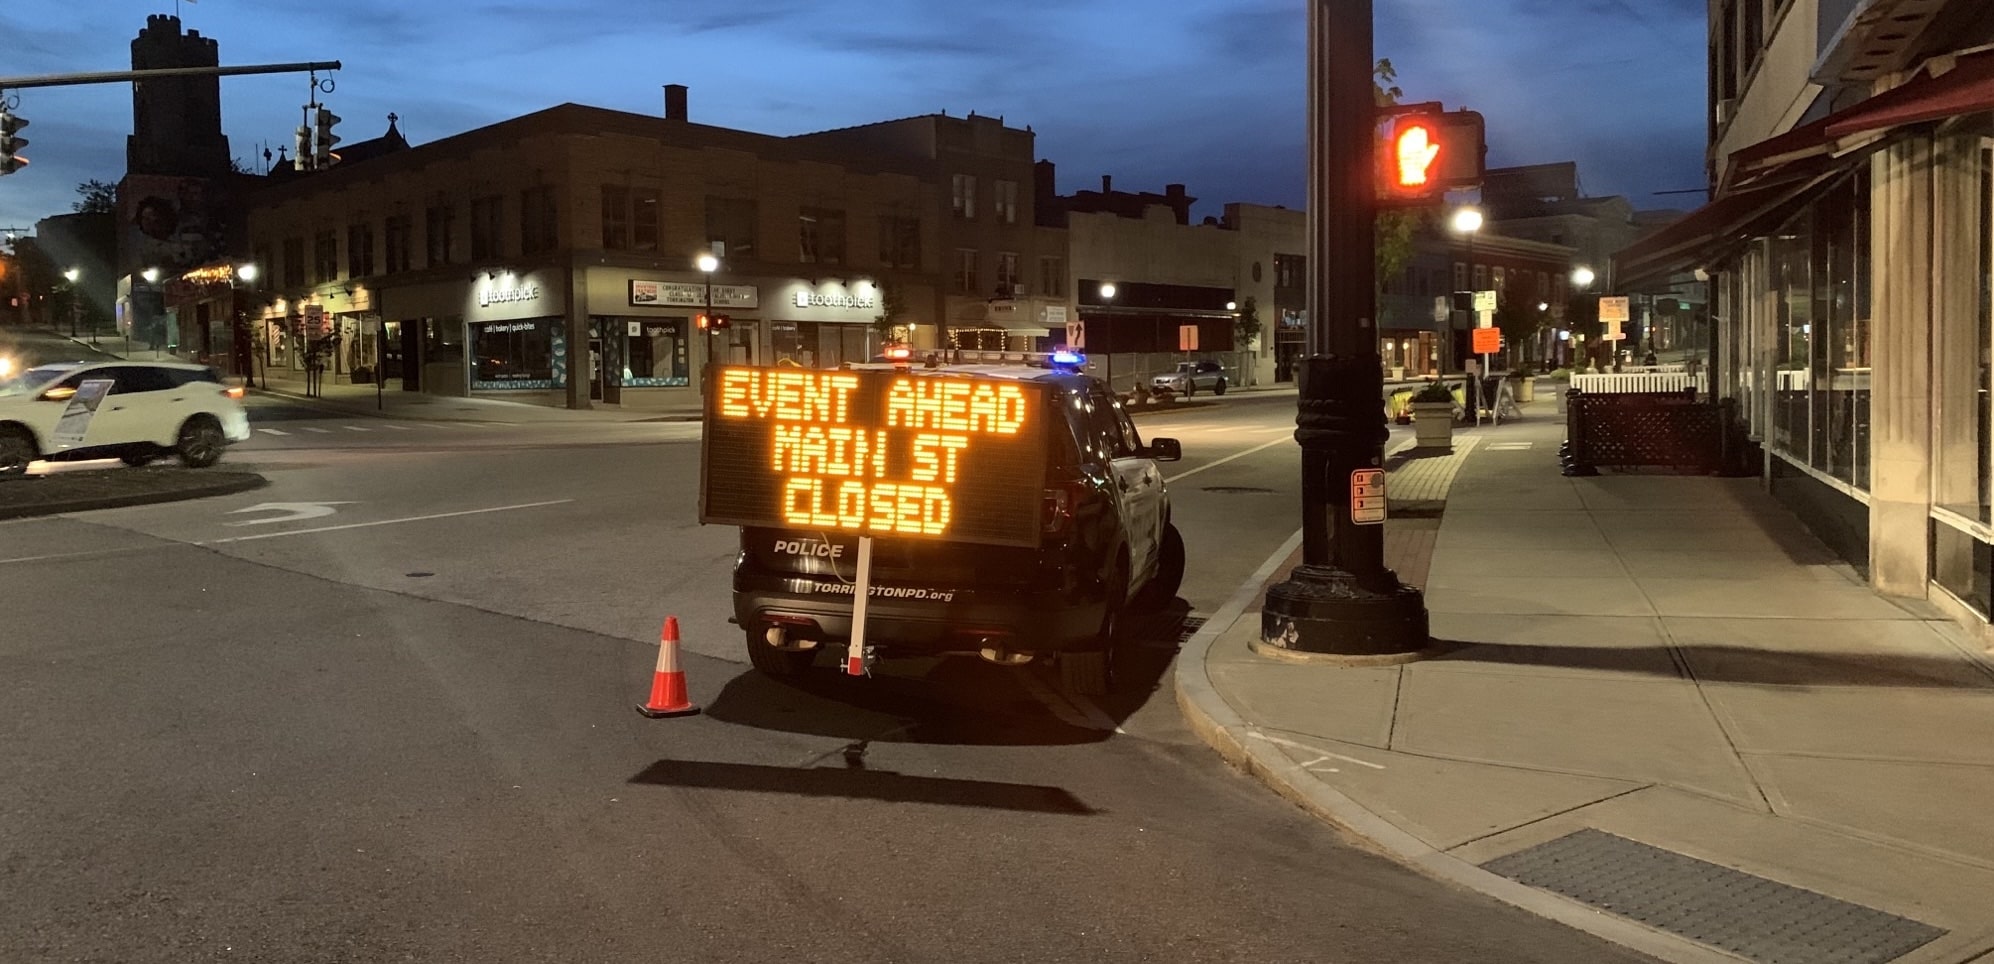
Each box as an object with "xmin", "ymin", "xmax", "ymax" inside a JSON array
[{"xmin": 1410, "ymin": 380, "xmax": 1456, "ymax": 450}]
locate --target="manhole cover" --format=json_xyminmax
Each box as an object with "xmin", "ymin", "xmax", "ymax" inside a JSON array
[{"xmin": 1202, "ymin": 486, "xmax": 1274, "ymax": 495}]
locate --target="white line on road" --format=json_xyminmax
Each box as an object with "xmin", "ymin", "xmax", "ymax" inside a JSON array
[
  {"xmin": 383, "ymin": 424, "xmax": 413, "ymax": 431},
  {"xmin": 303, "ymin": 427, "xmax": 333, "ymax": 434},
  {"xmin": 1015, "ymin": 670, "xmax": 1124, "ymax": 734},
  {"xmin": 256, "ymin": 427, "xmax": 290, "ymax": 436},
  {"xmin": 204, "ymin": 499, "xmax": 575, "ymax": 545},
  {"xmin": 1249, "ymin": 731, "xmax": 1387, "ymax": 770},
  {"xmin": 342, "ymin": 425, "xmax": 371, "ymax": 432},
  {"xmin": 1164, "ymin": 435, "xmax": 1292, "ymax": 485}
]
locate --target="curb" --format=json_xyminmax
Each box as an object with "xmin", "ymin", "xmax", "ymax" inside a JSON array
[
  {"xmin": 1171, "ymin": 531, "xmax": 1742, "ymax": 964},
  {"xmin": 250, "ymin": 387, "xmax": 703, "ymax": 426},
  {"xmin": 0, "ymin": 471, "xmax": 268, "ymax": 521}
]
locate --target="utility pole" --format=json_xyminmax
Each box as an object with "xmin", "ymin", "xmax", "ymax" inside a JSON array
[{"xmin": 1260, "ymin": 0, "xmax": 1429, "ymax": 657}]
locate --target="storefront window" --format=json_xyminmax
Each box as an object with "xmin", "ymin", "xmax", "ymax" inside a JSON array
[
  {"xmin": 1769, "ymin": 214, "xmax": 1812, "ymax": 461},
  {"xmin": 625, "ymin": 317, "xmax": 689, "ymax": 386},
  {"xmin": 1934, "ymin": 142, "xmax": 1994, "ymax": 524},
  {"xmin": 1813, "ymin": 171, "xmax": 1871, "ymax": 486},
  {"xmin": 471, "ymin": 318, "xmax": 553, "ymax": 389}
]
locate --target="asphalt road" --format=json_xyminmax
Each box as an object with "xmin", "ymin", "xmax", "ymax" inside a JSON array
[{"xmin": 0, "ymin": 385, "xmax": 1653, "ymax": 963}]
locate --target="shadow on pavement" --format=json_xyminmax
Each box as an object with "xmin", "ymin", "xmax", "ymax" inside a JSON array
[
  {"xmin": 626, "ymin": 758, "xmax": 1100, "ymax": 815},
  {"xmin": 1427, "ymin": 640, "xmax": 1994, "ymax": 689},
  {"xmin": 700, "ymin": 600, "xmax": 1192, "ymax": 747}
]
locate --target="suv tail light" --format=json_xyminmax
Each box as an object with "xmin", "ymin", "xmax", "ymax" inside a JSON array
[{"xmin": 1042, "ymin": 481, "xmax": 1084, "ymax": 536}]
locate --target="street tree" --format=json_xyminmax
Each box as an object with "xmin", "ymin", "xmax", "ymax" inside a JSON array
[
  {"xmin": 72, "ymin": 180, "xmax": 116, "ymax": 214},
  {"xmin": 1234, "ymin": 296, "xmax": 1261, "ymax": 351},
  {"xmin": 1492, "ymin": 297, "xmax": 1544, "ymax": 370}
]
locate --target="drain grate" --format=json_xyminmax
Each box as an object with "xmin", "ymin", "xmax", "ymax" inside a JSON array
[
  {"xmin": 1482, "ymin": 830, "xmax": 1944, "ymax": 964},
  {"xmin": 1202, "ymin": 486, "xmax": 1275, "ymax": 495}
]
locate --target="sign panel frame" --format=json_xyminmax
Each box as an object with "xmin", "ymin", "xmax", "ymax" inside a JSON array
[{"xmin": 699, "ymin": 367, "xmax": 1051, "ymax": 549}]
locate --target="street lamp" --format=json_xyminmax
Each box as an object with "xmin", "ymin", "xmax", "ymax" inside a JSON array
[
  {"xmin": 141, "ymin": 267, "xmax": 160, "ymax": 283},
  {"xmin": 233, "ymin": 263, "xmax": 261, "ymax": 389},
  {"xmin": 1097, "ymin": 282, "xmax": 1118, "ymax": 389},
  {"xmin": 697, "ymin": 252, "xmax": 719, "ymax": 388},
  {"xmin": 62, "ymin": 266, "xmax": 79, "ymax": 338},
  {"xmin": 1570, "ymin": 266, "xmax": 1597, "ymax": 370}
]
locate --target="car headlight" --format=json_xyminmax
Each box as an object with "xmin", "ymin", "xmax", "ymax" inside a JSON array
[{"xmin": 0, "ymin": 356, "xmax": 14, "ymax": 378}]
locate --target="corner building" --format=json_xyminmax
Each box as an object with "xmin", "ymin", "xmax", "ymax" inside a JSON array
[
  {"xmin": 243, "ymin": 92, "xmax": 942, "ymax": 407},
  {"xmin": 1616, "ymin": 1, "xmax": 1994, "ymax": 639}
]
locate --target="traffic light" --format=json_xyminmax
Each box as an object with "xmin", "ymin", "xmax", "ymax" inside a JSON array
[
  {"xmin": 293, "ymin": 124, "xmax": 312, "ymax": 171},
  {"xmin": 695, "ymin": 313, "xmax": 710, "ymax": 331},
  {"xmin": 0, "ymin": 107, "xmax": 29, "ymax": 176},
  {"xmin": 1377, "ymin": 108, "xmax": 1486, "ymax": 204},
  {"xmin": 695, "ymin": 313, "xmax": 732, "ymax": 332},
  {"xmin": 313, "ymin": 107, "xmax": 341, "ymax": 169},
  {"xmin": 711, "ymin": 314, "xmax": 731, "ymax": 330}
]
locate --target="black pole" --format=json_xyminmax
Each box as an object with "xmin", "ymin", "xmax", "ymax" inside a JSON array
[{"xmin": 1260, "ymin": 0, "xmax": 1427, "ymax": 657}]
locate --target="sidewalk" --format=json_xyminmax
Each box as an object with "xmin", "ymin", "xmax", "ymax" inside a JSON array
[
  {"xmin": 1178, "ymin": 415, "xmax": 1994, "ymax": 964},
  {"xmin": 250, "ymin": 369, "xmax": 703, "ymax": 424}
]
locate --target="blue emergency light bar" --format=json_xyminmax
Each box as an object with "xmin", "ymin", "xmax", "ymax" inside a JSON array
[{"xmin": 1050, "ymin": 350, "xmax": 1086, "ymax": 371}]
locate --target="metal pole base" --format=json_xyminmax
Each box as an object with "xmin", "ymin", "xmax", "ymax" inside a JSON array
[{"xmin": 1261, "ymin": 564, "xmax": 1429, "ymax": 656}]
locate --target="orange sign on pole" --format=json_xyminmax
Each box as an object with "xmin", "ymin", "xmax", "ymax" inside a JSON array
[{"xmin": 1472, "ymin": 327, "xmax": 1501, "ymax": 354}]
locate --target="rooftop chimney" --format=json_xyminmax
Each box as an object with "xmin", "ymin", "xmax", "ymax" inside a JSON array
[
  {"xmin": 1101, "ymin": 174, "xmax": 1112, "ymax": 194},
  {"xmin": 664, "ymin": 84, "xmax": 688, "ymax": 122}
]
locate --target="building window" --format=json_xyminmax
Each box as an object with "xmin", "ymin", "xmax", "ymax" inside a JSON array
[
  {"xmin": 1764, "ymin": 168, "xmax": 1872, "ymax": 489},
  {"xmin": 1040, "ymin": 255, "xmax": 1065, "ymax": 297},
  {"xmin": 471, "ymin": 194, "xmax": 505, "ymax": 261},
  {"xmin": 251, "ymin": 244, "xmax": 273, "ymax": 290},
  {"xmin": 625, "ymin": 318, "xmax": 689, "ymax": 385},
  {"xmin": 1274, "ymin": 254, "xmax": 1307, "ymax": 292},
  {"xmin": 384, "ymin": 215, "xmax": 412, "ymax": 273},
  {"xmin": 994, "ymin": 179, "xmax": 1019, "ymax": 224},
  {"xmin": 520, "ymin": 187, "xmax": 557, "ymax": 255},
  {"xmin": 348, "ymin": 222, "xmax": 376, "ymax": 278},
  {"xmin": 953, "ymin": 248, "xmax": 978, "ymax": 294},
  {"xmin": 470, "ymin": 319, "xmax": 554, "ymax": 388},
  {"xmin": 952, "ymin": 174, "xmax": 977, "ymax": 220},
  {"xmin": 282, "ymin": 238, "xmax": 305, "ymax": 289},
  {"xmin": 996, "ymin": 251, "xmax": 1020, "ymax": 297},
  {"xmin": 311, "ymin": 230, "xmax": 338, "ymax": 284},
  {"xmin": 1472, "ymin": 265, "xmax": 1488, "ymax": 291},
  {"xmin": 632, "ymin": 187, "xmax": 659, "ymax": 253},
  {"xmin": 425, "ymin": 204, "xmax": 454, "ymax": 267},
  {"xmin": 601, "ymin": 185, "xmax": 631, "ymax": 251},
  {"xmin": 1492, "ymin": 266, "xmax": 1506, "ymax": 296},
  {"xmin": 705, "ymin": 196, "xmax": 758, "ymax": 261},
  {"xmin": 878, "ymin": 215, "xmax": 920, "ymax": 268},
  {"xmin": 799, "ymin": 207, "xmax": 846, "ymax": 265}
]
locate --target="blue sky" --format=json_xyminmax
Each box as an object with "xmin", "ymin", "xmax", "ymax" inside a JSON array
[{"xmin": 0, "ymin": 0, "xmax": 1708, "ymax": 231}]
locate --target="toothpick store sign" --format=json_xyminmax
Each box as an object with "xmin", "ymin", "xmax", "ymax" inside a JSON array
[
  {"xmin": 699, "ymin": 368, "xmax": 1049, "ymax": 548},
  {"xmin": 465, "ymin": 272, "xmax": 557, "ymax": 320}
]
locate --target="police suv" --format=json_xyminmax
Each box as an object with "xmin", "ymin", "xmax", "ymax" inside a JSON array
[{"xmin": 730, "ymin": 356, "xmax": 1185, "ymax": 695}]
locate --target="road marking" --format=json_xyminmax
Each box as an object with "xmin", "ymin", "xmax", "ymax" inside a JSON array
[
  {"xmin": 204, "ymin": 499, "xmax": 575, "ymax": 545},
  {"xmin": 225, "ymin": 501, "xmax": 356, "ymax": 526},
  {"xmin": 342, "ymin": 425, "xmax": 371, "ymax": 432},
  {"xmin": 1249, "ymin": 731, "xmax": 1387, "ymax": 770},
  {"xmin": 256, "ymin": 427, "xmax": 291, "ymax": 436},
  {"xmin": 303, "ymin": 427, "xmax": 333, "ymax": 434},
  {"xmin": 383, "ymin": 424, "xmax": 413, "ymax": 431},
  {"xmin": 1015, "ymin": 671, "xmax": 1124, "ymax": 734},
  {"xmin": 1486, "ymin": 441, "xmax": 1534, "ymax": 451},
  {"xmin": 1164, "ymin": 435, "xmax": 1292, "ymax": 484}
]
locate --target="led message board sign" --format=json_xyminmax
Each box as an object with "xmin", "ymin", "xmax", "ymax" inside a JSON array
[{"xmin": 699, "ymin": 367, "xmax": 1049, "ymax": 549}]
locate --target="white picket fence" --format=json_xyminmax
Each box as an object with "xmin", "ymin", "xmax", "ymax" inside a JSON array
[{"xmin": 1572, "ymin": 371, "xmax": 1709, "ymax": 394}]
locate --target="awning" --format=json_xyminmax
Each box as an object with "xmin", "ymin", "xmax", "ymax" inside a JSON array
[
  {"xmin": 1728, "ymin": 46, "xmax": 1994, "ymax": 190},
  {"xmin": 1613, "ymin": 169, "xmax": 1833, "ymax": 289}
]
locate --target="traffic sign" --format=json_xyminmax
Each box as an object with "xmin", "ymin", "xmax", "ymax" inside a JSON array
[
  {"xmin": 1599, "ymin": 296, "xmax": 1630, "ymax": 323},
  {"xmin": 1351, "ymin": 469, "xmax": 1386, "ymax": 525},
  {"xmin": 1472, "ymin": 290, "xmax": 1496, "ymax": 313},
  {"xmin": 1178, "ymin": 325, "xmax": 1199, "ymax": 352},
  {"xmin": 1604, "ymin": 320, "xmax": 1626, "ymax": 342},
  {"xmin": 1065, "ymin": 320, "xmax": 1085, "ymax": 349},
  {"xmin": 1472, "ymin": 327, "xmax": 1501, "ymax": 354}
]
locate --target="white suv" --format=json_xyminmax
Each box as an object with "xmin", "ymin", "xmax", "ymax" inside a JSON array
[{"xmin": 0, "ymin": 361, "xmax": 252, "ymax": 476}]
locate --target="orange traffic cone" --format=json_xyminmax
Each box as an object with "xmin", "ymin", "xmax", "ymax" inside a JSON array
[{"xmin": 636, "ymin": 616, "xmax": 701, "ymax": 719}]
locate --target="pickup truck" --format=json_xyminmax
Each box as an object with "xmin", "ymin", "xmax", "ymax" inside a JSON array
[{"xmin": 1150, "ymin": 360, "xmax": 1228, "ymax": 397}]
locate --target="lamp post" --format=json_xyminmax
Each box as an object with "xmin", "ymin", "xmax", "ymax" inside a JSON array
[
  {"xmin": 235, "ymin": 263, "xmax": 260, "ymax": 389},
  {"xmin": 697, "ymin": 252, "xmax": 719, "ymax": 391},
  {"xmin": 62, "ymin": 266, "xmax": 79, "ymax": 339},
  {"xmin": 1450, "ymin": 206, "xmax": 1482, "ymax": 375},
  {"xmin": 1260, "ymin": 0, "xmax": 1428, "ymax": 658},
  {"xmin": 1571, "ymin": 265, "xmax": 1596, "ymax": 371},
  {"xmin": 1098, "ymin": 281, "xmax": 1117, "ymax": 390}
]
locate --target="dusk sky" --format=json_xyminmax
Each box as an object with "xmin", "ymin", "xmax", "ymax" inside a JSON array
[{"xmin": 0, "ymin": 1, "xmax": 1708, "ymax": 232}]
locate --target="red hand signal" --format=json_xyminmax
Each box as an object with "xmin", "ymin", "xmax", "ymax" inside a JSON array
[{"xmin": 1394, "ymin": 123, "xmax": 1440, "ymax": 187}]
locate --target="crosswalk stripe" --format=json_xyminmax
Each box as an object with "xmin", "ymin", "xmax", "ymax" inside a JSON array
[{"xmin": 256, "ymin": 427, "xmax": 290, "ymax": 436}]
